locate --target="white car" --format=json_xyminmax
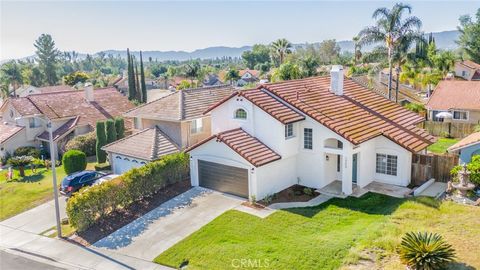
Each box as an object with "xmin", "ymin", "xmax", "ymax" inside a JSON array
[{"xmin": 92, "ymin": 174, "xmax": 120, "ymax": 186}]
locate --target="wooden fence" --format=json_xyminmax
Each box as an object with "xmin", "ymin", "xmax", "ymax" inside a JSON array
[
  {"xmin": 411, "ymin": 153, "xmax": 458, "ymax": 185},
  {"xmin": 421, "ymin": 121, "xmax": 476, "ymax": 138}
]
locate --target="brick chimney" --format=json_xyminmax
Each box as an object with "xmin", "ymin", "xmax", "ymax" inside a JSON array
[{"xmin": 330, "ymin": 65, "xmax": 344, "ymax": 96}]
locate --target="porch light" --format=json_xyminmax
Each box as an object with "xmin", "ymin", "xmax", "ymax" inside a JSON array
[{"xmin": 325, "ymin": 155, "xmax": 329, "ymax": 161}]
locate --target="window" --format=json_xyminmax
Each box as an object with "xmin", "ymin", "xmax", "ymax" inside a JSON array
[
  {"xmin": 234, "ymin": 108, "xmax": 247, "ymax": 119},
  {"xmin": 303, "ymin": 128, "xmax": 313, "ymax": 149},
  {"xmin": 431, "ymin": 110, "xmax": 444, "ymax": 122},
  {"xmin": 376, "ymin": 154, "xmax": 397, "ymax": 176},
  {"xmin": 453, "ymin": 110, "xmax": 468, "ymax": 120},
  {"xmin": 29, "ymin": 118, "xmax": 41, "ymax": 128},
  {"xmin": 190, "ymin": 118, "xmax": 203, "ymax": 134},
  {"xmin": 285, "ymin": 123, "xmax": 294, "ymax": 139},
  {"xmin": 134, "ymin": 117, "xmax": 142, "ymax": 129}
]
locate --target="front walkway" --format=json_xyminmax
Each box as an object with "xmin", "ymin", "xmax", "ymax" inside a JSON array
[
  {"xmin": 93, "ymin": 187, "xmax": 243, "ymax": 261},
  {"xmin": 318, "ymin": 180, "xmax": 412, "ymax": 198}
]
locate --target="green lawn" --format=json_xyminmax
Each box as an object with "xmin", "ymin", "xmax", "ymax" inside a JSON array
[
  {"xmin": 154, "ymin": 194, "xmax": 480, "ymax": 270},
  {"xmin": 0, "ymin": 162, "xmax": 95, "ymax": 220},
  {"xmin": 427, "ymin": 137, "xmax": 460, "ymax": 154}
]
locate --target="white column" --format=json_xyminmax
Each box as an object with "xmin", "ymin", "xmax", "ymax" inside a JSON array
[
  {"xmin": 190, "ymin": 157, "xmax": 199, "ymax": 186},
  {"xmin": 342, "ymin": 146, "xmax": 353, "ymax": 195}
]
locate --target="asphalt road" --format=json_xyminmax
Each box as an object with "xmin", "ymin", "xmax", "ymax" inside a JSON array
[{"xmin": 0, "ymin": 250, "xmax": 65, "ymax": 270}]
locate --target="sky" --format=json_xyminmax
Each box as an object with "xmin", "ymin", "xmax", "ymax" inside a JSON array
[{"xmin": 0, "ymin": 1, "xmax": 478, "ymax": 60}]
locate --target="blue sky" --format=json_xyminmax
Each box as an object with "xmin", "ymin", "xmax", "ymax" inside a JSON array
[{"xmin": 0, "ymin": 1, "xmax": 477, "ymax": 60}]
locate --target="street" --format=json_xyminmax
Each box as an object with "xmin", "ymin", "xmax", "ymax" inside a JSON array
[{"xmin": 0, "ymin": 250, "xmax": 65, "ymax": 270}]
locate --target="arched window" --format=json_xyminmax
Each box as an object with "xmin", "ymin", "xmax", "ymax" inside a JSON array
[
  {"xmin": 234, "ymin": 108, "xmax": 247, "ymax": 119},
  {"xmin": 124, "ymin": 158, "xmax": 130, "ymax": 161},
  {"xmin": 132, "ymin": 160, "xmax": 138, "ymax": 163}
]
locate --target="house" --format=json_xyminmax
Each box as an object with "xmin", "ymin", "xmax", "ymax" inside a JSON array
[
  {"xmin": 426, "ymin": 81, "xmax": 480, "ymax": 123},
  {"xmin": 104, "ymin": 85, "xmax": 235, "ymax": 174},
  {"xmin": 186, "ymin": 66, "xmax": 435, "ymax": 200},
  {"xmin": 0, "ymin": 85, "xmax": 134, "ymax": 160},
  {"xmin": 203, "ymin": 74, "xmax": 223, "ymax": 87},
  {"xmin": 1, "ymin": 85, "xmax": 75, "ymax": 107},
  {"xmin": 448, "ymin": 131, "xmax": 480, "ymax": 164},
  {"xmin": 236, "ymin": 69, "xmax": 260, "ymax": 87},
  {"xmin": 114, "ymin": 76, "xmax": 159, "ymax": 94},
  {"xmin": 454, "ymin": 60, "xmax": 480, "ymax": 81}
]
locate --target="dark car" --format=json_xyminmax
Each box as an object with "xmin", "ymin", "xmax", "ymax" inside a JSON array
[{"xmin": 60, "ymin": 171, "xmax": 106, "ymax": 196}]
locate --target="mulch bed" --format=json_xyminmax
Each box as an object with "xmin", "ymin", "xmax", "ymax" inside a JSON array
[
  {"xmin": 258, "ymin": 184, "xmax": 319, "ymax": 206},
  {"xmin": 69, "ymin": 180, "xmax": 191, "ymax": 246}
]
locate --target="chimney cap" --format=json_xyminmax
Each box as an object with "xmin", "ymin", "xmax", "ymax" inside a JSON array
[{"xmin": 84, "ymin": 82, "xmax": 93, "ymax": 88}]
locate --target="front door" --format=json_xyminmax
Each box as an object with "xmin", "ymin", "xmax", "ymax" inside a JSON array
[{"xmin": 352, "ymin": 153, "xmax": 358, "ymax": 183}]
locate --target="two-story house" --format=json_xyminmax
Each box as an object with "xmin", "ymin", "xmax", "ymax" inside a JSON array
[
  {"xmin": 102, "ymin": 85, "xmax": 235, "ymax": 174},
  {"xmin": 0, "ymin": 85, "xmax": 134, "ymax": 160},
  {"xmin": 454, "ymin": 60, "xmax": 480, "ymax": 81},
  {"xmin": 186, "ymin": 66, "xmax": 435, "ymax": 200}
]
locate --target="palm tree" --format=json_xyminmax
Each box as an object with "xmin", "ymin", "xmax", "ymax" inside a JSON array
[
  {"xmin": 271, "ymin": 38, "xmax": 292, "ymax": 66},
  {"xmin": 358, "ymin": 3, "xmax": 422, "ymax": 100},
  {"xmin": 352, "ymin": 36, "xmax": 362, "ymax": 64},
  {"xmin": 0, "ymin": 60, "xmax": 23, "ymax": 97}
]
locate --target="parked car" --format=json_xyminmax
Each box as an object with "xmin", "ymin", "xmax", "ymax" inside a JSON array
[{"xmin": 60, "ymin": 170, "xmax": 106, "ymax": 196}]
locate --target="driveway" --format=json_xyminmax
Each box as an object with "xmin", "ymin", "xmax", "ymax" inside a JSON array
[{"xmin": 93, "ymin": 187, "xmax": 243, "ymax": 261}]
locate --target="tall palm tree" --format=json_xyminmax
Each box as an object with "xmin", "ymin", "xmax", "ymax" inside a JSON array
[
  {"xmin": 358, "ymin": 3, "xmax": 422, "ymax": 100},
  {"xmin": 0, "ymin": 60, "xmax": 23, "ymax": 97},
  {"xmin": 271, "ymin": 38, "xmax": 292, "ymax": 66},
  {"xmin": 352, "ymin": 36, "xmax": 362, "ymax": 64}
]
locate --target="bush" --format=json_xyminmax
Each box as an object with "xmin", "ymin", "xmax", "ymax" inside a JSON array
[
  {"xmin": 8, "ymin": 156, "xmax": 33, "ymax": 177},
  {"xmin": 105, "ymin": 119, "xmax": 117, "ymax": 144},
  {"xmin": 94, "ymin": 163, "xmax": 111, "ymax": 171},
  {"xmin": 62, "ymin": 150, "xmax": 87, "ymax": 175},
  {"xmin": 114, "ymin": 117, "xmax": 125, "ymax": 139},
  {"xmin": 13, "ymin": 146, "xmax": 40, "ymax": 158},
  {"xmin": 303, "ymin": 187, "xmax": 314, "ymax": 196},
  {"xmin": 65, "ymin": 132, "xmax": 96, "ymax": 156},
  {"xmin": 67, "ymin": 153, "xmax": 189, "ymax": 231},
  {"xmin": 96, "ymin": 121, "xmax": 107, "ymax": 163},
  {"xmin": 451, "ymin": 155, "xmax": 480, "ymax": 186},
  {"xmin": 398, "ymin": 231, "xmax": 455, "ymax": 270}
]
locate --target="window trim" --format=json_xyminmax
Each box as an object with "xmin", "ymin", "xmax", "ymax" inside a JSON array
[
  {"xmin": 285, "ymin": 123, "xmax": 294, "ymax": 139},
  {"xmin": 234, "ymin": 108, "xmax": 247, "ymax": 120},
  {"xmin": 303, "ymin": 128, "xmax": 313, "ymax": 150},
  {"xmin": 452, "ymin": 110, "xmax": 468, "ymax": 121},
  {"xmin": 375, "ymin": 153, "xmax": 398, "ymax": 176},
  {"xmin": 190, "ymin": 118, "xmax": 204, "ymax": 134}
]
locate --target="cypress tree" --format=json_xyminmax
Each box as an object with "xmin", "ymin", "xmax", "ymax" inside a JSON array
[
  {"xmin": 127, "ymin": 48, "xmax": 136, "ymax": 100},
  {"xmin": 134, "ymin": 59, "xmax": 141, "ymax": 101},
  {"xmin": 114, "ymin": 117, "xmax": 125, "ymax": 139},
  {"xmin": 105, "ymin": 119, "xmax": 117, "ymax": 144},
  {"xmin": 95, "ymin": 121, "xmax": 107, "ymax": 163},
  {"xmin": 140, "ymin": 51, "xmax": 147, "ymax": 103}
]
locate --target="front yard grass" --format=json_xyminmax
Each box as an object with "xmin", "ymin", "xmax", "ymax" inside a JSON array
[
  {"xmin": 427, "ymin": 137, "xmax": 460, "ymax": 154},
  {"xmin": 0, "ymin": 162, "xmax": 95, "ymax": 220},
  {"xmin": 154, "ymin": 194, "xmax": 480, "ymax": 270}
]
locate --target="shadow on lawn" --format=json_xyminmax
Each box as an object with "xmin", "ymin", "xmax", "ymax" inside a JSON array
[
  {"xmin": 285, "ymin": 193, "xmax": 405, "ymax": 218},
  {"xmin": 447, "ymin": 262, "xmax": 476, "ymax": 270}
]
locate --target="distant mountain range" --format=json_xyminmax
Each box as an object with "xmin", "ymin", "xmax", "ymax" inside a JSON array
[{"xmin": 3, "ymin": 30, "xmax": 460, "ymax": 63}]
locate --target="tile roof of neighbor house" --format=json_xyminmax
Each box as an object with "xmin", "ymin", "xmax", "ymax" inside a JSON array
[
  {"xmin": 102, "ymin": 126, "xmax": 179, "ymax": 161},
  {"xmin": 239, "ymin": 69, "xmax": 260, "ymax": 78},
  {"xmin": 37, "ymin": 85, "xmax": 75, "ymax": 94},
  {"xmin": 351, "ymin": 75, "xmax": 424, "ymax": 104},
  {"xmin": 460, "ymin": 60, "xmax": 480, "ymax": 70},
  {"xmin": 124, "ymin": 85, "xmax": 235, "ymax": 121},
  {"xmin": 187, "ymin": 128, "xmax": 281, "ymax": 167},
  {"xmin": 0, "ymin": 122, "xmax": 24, "ymax": 144},
  {"xmin": 2, "ymin": 88, "xmax": 134, "ymax": 128},
  {"xmin": 448, "ymin": 131, "xmax": 480, "ymax": 152},
  {"xmin": 37, "ymin": 117, "xmax": 79, "ymax": 142},
  {"xmin": 426, "ymin": 81, "xmax": 480, "ymax": 111}
]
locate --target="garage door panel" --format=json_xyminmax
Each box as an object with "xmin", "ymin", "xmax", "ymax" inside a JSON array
[{"xmin": 198, "ymin": 160, "xmax": 248, "ymax": 198}]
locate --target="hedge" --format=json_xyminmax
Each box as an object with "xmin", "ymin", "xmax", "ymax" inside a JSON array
[
  {"xmin": 65, "ymin": 132, "xmax": 96, "ymax": 156},
  {"xmin": 62, "ymin": 150, "xmax": 87, "ymax": 175},
  {"xmin": 114, "ymin": 117, "xmax": 125, "ymax": 139},
  {"xmin": 94, "ymin": 163, "xmax": 111, "ymax": 171},
  {"xmin": 96, "ymin": 121, "xmax": 107, "ymax": 163},
  {"xmin": 13, "ymin": 146, "xmax": 40, "ymax": 158},
  {"xmin": 105, "ymin": 119, "xmax": 117, "ymax": 144},
  {"xmin": 66, "ymin": 152, "xmax": 189, "ymax": 231}
]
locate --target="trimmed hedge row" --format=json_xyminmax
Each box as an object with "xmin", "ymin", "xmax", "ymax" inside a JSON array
[{"xmin": 66, "ymin": 153, "xmax": 189, "ymax": 231}]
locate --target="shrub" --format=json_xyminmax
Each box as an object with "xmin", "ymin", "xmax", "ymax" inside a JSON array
[
  {"xmin": 451, "ymin": 155, "xmax": 480, "ymax": 186},
  {"xmin": 303, "ymin": 187, "xmax": 314, "ymax": 196},
  {"xmin": 13, "ymin": 146, "xmax": 40, "ymax": 158},
  {"xmin": 8, "ymin": 156, "xmax": 33, "ymax": 177},
  {"xmin": 67, "ymin": 153, "xmax": 189, "ymax": 231},
  {"xmin": 96, "ymin": 121, "xmax": 107, "ymax": 163},
  {"xmin": 65, "ymin": 132, "xmax": 96, "ymax": 156},
  {"xmin": 94, "ymin": 163, "xmax": 111, "ymax": 171},
  {"xmin": 398, "ymin": 232, "xmax": 455, "ymax": 270},
  {"xmin": 105, "ymin": 119, "xmax": 117, "ymax": 144},
  {"xmin": 62, "ymin": 150, "xmax": 87, "ymax": 175},
  {"xmin": 114, "ymin": 117, "xmax": 125, "ymax": 139}
]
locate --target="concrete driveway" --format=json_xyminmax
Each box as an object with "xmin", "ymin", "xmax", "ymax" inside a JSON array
[{"xmin": 93, "ymin": 187, "xmax": 243, "ymax": 261}]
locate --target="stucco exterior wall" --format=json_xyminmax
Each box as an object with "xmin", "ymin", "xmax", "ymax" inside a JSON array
[
  {"xmin": 0, "ymin": 129, "xmax": 37, "ymax": 159},
  {"xmin": 180, "ymin": 117, "xmax": 212, "ymax": 147},
  {"xmin": 459, "ymin": 143, "xmax": 480, "ymax": 164},
  {"xmin": 141, "ymin": 118, "xmax": 182, "ymax": 146},
  {"xmin": 372, "ymin": 136, "xmax": 412, "ymax": 186}
]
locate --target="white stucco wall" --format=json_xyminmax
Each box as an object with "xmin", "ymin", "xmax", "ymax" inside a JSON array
[
  {"xmin": 371, "ymin": 136, "xmax": 412, "ymax": 186},
  {"xmin": 255, "ymin": 156, "xmax": 297, "ymax": 199}
]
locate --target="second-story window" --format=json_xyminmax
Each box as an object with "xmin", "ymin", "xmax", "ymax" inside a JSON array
[
  {"xmin": 285, "ymin": 123, "xmax": 294, "ymax": 139},
  {"xmin": 303, "ymin": 128, "xmax": 313, "ymax": 149},
  {"xmin": 191, "ymin": 118, "xmax": 203, "ymax": 134},
  {"xmin": 29, "ymin": 118, "xmax": 41, "ymax": 128},
  {"xmin": 234, "ymin": 108, "xmax": 247, "ymax": 120}
]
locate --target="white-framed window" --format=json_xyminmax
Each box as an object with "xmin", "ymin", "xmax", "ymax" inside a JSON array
[
  {"xmin": 134, "ymin": 117, "xmax": 142, "ymax": 129},
  {"xmin": 303, "ymin": 128, "xmax": 313, "ymax": 150},
  {"xmin": 376, "ymin": 154, "xmax": 397, "ymax": 176},
  {"xmin": 452, "ymin": 110, "xmax": 468, "ymax": 121},
  {"xmin": 29, "ymin": 118, "xmax": 41, "ymax": 128},
  {"xmin": 234, "ymin": 108, "xmax": 247, "ymax": 119},
  {"xmin": 285, "ymin": 123, "xmax": 294, "ymax": 139},
  {"xmin": 190, "ymin": 118, "xmax": 203, "ymax": 134}
]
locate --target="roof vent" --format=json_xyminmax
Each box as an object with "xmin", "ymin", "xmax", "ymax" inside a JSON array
[{"xmin": 330, "ymin": 65, "xmax": 344, "ymax": 96}]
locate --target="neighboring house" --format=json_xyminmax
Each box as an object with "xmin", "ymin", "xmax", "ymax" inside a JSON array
[
  {"xmin": 426, "ymin": 81, "xmax": 480, "ymax": 123},
  {"xmin": 1, "ymin": 85, "xmax": 75, "ymax": 107},
  {"xmin": 114, "ymin": 76, "xmax": 159, "ymax": 94},
  {"xmin": 0, "ymin": 85, "xmax": 134, "ymax": 160},
  {"xmin": 186, "ymin": 66, "xmax": 435, "ymax": 200},
  {"xmin": 236, "ymin": 69, "xmax": 260, "ymax": 87},
  {"xmin": 448, "ymin": 131, "xmax": 480, "ymax": 164},
  {"xmin": 203, "ymin": 74, "xmax": 223, "ymax": 87},
  {"xmin": 104, "ymin": 85, "xmax": 235, "ymax": 174},
  {"xmin": 454, "ymin": 60, "xmax": 480, "ymax": 81}
]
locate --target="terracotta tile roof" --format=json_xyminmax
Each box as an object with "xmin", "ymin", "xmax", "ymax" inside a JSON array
[
  {"xmin": 37, "ymin": 117, "xmax": 79, "ymax": 142},
  {"xmin": 124, "ymin": 85, "xmax": 235, "ymax": 121},
  {"xmin": 102, "ymin": 126, "xmax": 179, "ymax": 161},
  {"xmin": 260, "ymin": 76, "xmax": 434, "ymax": 152},
  {"xmin": 426, "ymin": 81, "xmax": 480, "ymax": 111},
  {"xmin": 3, "ymin": 88, "xmax": 134, "ymax": 129},
  {"xmin": 239, "ymin": 69, "xmax": 260, "ymax": 78},
  {"xmin": 460, "ymin": 60, "xmax": 480, "ymax": 70},
  {"xmin": 0, "ymin": 122, "xmax": 24, "ymax": 144},
  {"xmin": 448, "ymin": 131, "xmax": 480, "ymax": 152},
  {"xmin": 187, "ymin": 128, "xmax": 281, "ymax": 167},
  {"xmin": 37, "ymin": 85, "xmax": 75, "ymax": 94},
  {"xmin": 352, "ymin": 75, "xmax": 424, "ymax": 104}
]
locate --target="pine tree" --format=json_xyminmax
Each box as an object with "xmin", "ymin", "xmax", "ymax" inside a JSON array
[
  {"xmin": 140, "ymin": 51, "xmax": 147, "ymax": 103},
  {"xmin": 34, "ymin": 34, "xmax": 60, "ymax": 85},
  {"xmin": 105, "ymin": 119, "xmax": 117, "ymax": 144},
  {"xmin": 127, "ymin": 48, "xmax": 136, "ymax": 100},
  {"xmin": 95, "ymin": 121, "xmax": 107, "ymax": 163},
  {"xmin": 114, "ymin": 117, "xmax": 125, "ymax": 139}
]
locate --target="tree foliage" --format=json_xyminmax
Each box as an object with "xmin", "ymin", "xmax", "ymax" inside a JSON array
[
  {"xmin": 140, "ymin": 51, "xmax": 147, "ymax": 103},
  {"xmin": 105, "ymin": 119, "xmax": 117, "ymax": 144},
  {"xmin": 457, "ymin": 8, "xmax": 480, "ymax": 63},
  {"xmin": 271, "ymin": 38, "xmax": 292, "ymax": 66},
  {"xmin": 114, "ymin": 117, "xmax": 125, "ymax": 139},
  {"xmin": 34, "ymin": 34, "xmax": 60, "ymax": 85},
  {"xmin": 63, "ymin": 71, "xmax": 89, "ymax": 86},
  {"xmin": 65, "ymin": 132, "xmax": 96, "ymax": 156},
  {"xmin": 95, "ymin": 121, "xmax": 107, "ymax": 163},
  {"xmin": 62, "ymin": 150, "xmax": 87, "ymax": 175},
  {"xmin": 272, "ymin": 62, "xmax": 302, "ymax": 82},
  {"xmin": 242, "ymin": 44, "xmax": 271, "ymax": 69}
]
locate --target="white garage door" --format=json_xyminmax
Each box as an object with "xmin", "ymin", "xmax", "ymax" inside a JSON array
[{"xmin": 113, "ymin": 155, "xmax": 147, "ymax": 175}]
